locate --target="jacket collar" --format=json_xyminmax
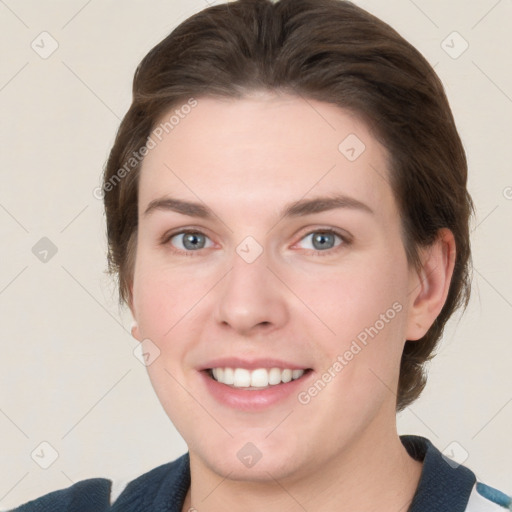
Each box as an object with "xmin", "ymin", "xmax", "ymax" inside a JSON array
[
  {"xmin": 401, "ymin": 435, "xmax": 476, "ymax": 512},
  {"xmin": 125, "ymin": 435, "xmax": 476, "ymax": 511}
]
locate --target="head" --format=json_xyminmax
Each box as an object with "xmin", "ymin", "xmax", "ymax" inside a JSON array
[{"xmin": 102, "ymin": 0, "xmax": 473, "ymax": 480}]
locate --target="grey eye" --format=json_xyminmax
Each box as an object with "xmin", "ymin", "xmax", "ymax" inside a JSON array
[
  {"xmin": 298, "ymin": 231, "xmax": 342, "ymax": 251},
  {"xmin": 170, "ymin": 232, "xmax": 212, "ymax": 251}
]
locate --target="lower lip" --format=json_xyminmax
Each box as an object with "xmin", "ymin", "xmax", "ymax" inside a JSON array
[{"xmin": 199, "ymin": 370, "xmax": 314, "ymax": 411}]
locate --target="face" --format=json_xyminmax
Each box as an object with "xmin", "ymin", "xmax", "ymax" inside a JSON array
[{"xmin": 130, "ymin": 92, "xmax": 419, "ymax": 482}]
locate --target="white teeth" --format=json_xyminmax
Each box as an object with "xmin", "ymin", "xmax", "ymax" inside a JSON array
[
  {"xmin": 281, "ymin": 369, "xmax": 292, "ymax": 383},
  {"xmin": 292, "ymin": 369, "xmax": 303, "ymax": 380},
  {"xmin": 268, "ymin": 367, "xmax": 282, "ymax": 385},
  {"xmin": 210, "ymin": 367, "xmax": 306, "ymax": 388},
  {"xmin": 223, "ymin": 367, "xmax": 234, "ymax": 385},
  {"xmin": 233, "ymin": 368, "xmax": 251, "ymax": 387},
  {"xmin": 250, "ymin": 368, "xmax": 268, "ymax": 387}
]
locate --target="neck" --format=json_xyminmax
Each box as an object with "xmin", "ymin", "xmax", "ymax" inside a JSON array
[{"xmin": 182, "ymin": 419, "xmax": 423, "ymax": 512}]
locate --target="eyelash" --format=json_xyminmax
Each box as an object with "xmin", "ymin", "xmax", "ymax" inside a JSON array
[{"xmin": 161, "ymin": 228, "xmax": 351, "ymax": 258}]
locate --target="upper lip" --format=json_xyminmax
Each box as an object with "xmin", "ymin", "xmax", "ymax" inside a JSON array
[{"xmin": 199, "ymin": 357, "xmax": 312, "ymax": 371}]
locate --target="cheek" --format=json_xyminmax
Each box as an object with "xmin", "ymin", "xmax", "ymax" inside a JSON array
[
  {"xmin": 132, "ymin": 247, "xmax": 207, "ymax": 337},
  {"xmin": 298, "ymin": 253, "xmax": 409, "ymax": 388},
  {"xmin": 298, "ymin": 258, "xmax": 406, "ymax": 336},
  {"xmin": 299, "ymin": 266, "xmax": 407, "ymax": 420},
  {"xmin": 133, "ymin": 277, "xmax": 173, "ymax": 337}
]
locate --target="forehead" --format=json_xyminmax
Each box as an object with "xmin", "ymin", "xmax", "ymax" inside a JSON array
[{"xmin": 138, "ymin": 93, "xmax": 397, "ymax": 224}]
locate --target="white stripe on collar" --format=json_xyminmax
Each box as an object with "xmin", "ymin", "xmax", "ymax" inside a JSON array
[{"xmin": 465, "ymin": 484, "xmax": 508, "ymax": 512}]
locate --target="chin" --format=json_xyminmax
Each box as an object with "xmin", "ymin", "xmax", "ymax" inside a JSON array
[
  {"xmin": 213, "ymin": 455, "xmax": 300, "ymax": 482},
  {"xmin": 194, "ymin": 438, "xmax": 308, "ymax": 482}
]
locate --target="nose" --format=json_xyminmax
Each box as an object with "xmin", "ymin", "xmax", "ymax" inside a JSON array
[{"xmin": 214, "ymin": 249, "xmax": 289, "ymax": 336}]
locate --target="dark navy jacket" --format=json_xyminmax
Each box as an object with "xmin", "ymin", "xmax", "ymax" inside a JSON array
[{"xmin": 10, "ymin": 436, "xmax": 511, "ymax": 511}]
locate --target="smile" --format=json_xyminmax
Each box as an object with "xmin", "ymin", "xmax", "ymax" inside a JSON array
[
  {"xmin": 209, "ymin": 367, "xmax": 310, "ymax": 389},
  {"xmin": 200, "ymin": 365, "xmax": 314, "ymax": 411}
]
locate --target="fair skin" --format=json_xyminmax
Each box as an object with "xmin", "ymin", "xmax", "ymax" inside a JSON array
[{"xmin": 130, "ymin": 92, "xmax": 456, "ymax": 512}]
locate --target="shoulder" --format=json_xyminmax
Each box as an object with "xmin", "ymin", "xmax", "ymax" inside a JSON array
[
  {"xmin": 109, "ymin": 452, "xmax": 190, "ymax": 511},
  {"xmin": 9, "ymin": 452, "xmax": 190, "ymax": 512},
  {"xmin": 400, "ymin": 435, "xmax": 511, "ymax": 512},
  {"xmin": 8, "ymin": 477, "xmax": 112, "ymax": 511}
]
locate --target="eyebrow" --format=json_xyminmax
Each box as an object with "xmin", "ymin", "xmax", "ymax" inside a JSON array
[{"xmin": 143, "ymin": 193, "xmax": 374, "ymax": 220}]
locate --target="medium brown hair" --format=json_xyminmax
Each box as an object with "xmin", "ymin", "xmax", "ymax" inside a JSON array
[{"xmin": 103, "ymin": 0, "xmax": 474, "ymax": 411}]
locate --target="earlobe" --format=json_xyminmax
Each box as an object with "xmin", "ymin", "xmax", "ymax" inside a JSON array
[
  {"xmin": 131, "ymin": 321, "xmax": 142, "ymax": 342},
  {"xmin": 405, "ymin": 228, "xmax": 456, "ymax": 341},
  {"xmin": 127, "ymin": 283, "xmax": 141, "ymax": 341}
]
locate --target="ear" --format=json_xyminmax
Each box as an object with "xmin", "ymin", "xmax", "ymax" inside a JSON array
[
  {"xmin": 405, "ymin": 228, "xmax": 456, "ymax": 341},
  {"xmin": 130, "ymin": 322, "xmax": 142, "ymax": 342},
  {"xmin": 127, "ymin": 283, "xmax": 142, "ymax": 342}
]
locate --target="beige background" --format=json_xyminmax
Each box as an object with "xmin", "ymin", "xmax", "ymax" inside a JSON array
[{"xmin": 1, "ymin": 0, "xmax": 511, "ymax": 508}]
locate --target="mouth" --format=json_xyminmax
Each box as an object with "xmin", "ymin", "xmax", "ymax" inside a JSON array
[
  {"xmin": 203, "ymin": 366, "xmax": 314, "ymax": 390},
  {"xmin": 199, "ymin": 360, "xmax": 315, "ymax": 411}
]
